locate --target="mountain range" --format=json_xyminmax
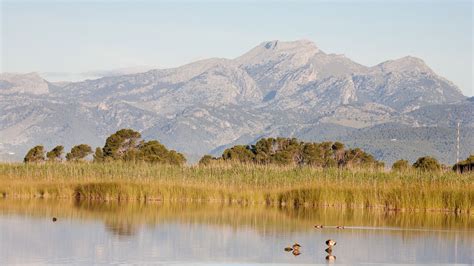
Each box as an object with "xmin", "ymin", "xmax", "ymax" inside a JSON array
[{"xmin": 1, "ymin": 40, "xmax": 472, "ymax": 165}]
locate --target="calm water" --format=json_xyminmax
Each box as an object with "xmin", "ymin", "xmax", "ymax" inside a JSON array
[{"xmin": 0, "ymin": 199, "xmax": 472, "ymax": 265}]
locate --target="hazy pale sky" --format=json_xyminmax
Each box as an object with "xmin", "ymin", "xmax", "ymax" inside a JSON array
[{"xmin": 1, "ymin": 0, "xmax": 473, "ymax": 96}]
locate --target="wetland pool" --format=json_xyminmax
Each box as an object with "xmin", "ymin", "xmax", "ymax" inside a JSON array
[{"xmin": 0, "ymin": 199, "xmax": 472, "ymax": 265}]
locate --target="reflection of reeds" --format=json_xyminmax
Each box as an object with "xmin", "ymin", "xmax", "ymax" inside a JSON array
[
  {"xmin": 0, "ymin": 199, "xmax": 472, "ymax": 239},
  {"xmin": 0, "ymin": 162, "xmax": 473, "ymax": 212},
  {"xmin": 104, "ymin": 218, "xmax": 137, "ymax": 237}
]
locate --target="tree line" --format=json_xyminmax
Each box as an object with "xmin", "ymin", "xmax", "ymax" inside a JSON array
[
  {"xmin": 23, "ymin": 129, "xmax": 473, "ymax": 173},
  {"xmin": 200, "ymin": 137, "xmax": 472, "ymax": 173},
  {"xmin": 391, "ymin": 155, "xmax": 474, "ymax": 173},
  {"xmin": 23, "ymin": 129, "xmax": 186, "ymax": 165},
  {"xmin": 199, "ymin": 137, "xmax": 384, "ymax": 169}
]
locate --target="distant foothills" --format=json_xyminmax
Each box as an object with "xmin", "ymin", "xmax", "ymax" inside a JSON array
[{"xmin": 22, "ymin": 128, "xmax": 473, "ymax": 173}]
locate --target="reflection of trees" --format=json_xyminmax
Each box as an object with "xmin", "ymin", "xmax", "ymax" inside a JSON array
[
  {"xmin": 1, "ymin": 199, "xmax": 472, "ymax": 240},
  {"xmin": 75, "ymin": 200, "xmax": 140, "ymax": 237},
  {"xmin": 278, "ymin": 206, "xmax": 472, "ymax": 232},
  {"xmin": 104, "ymin": 219, "xmax": 137, "ymax": 237}
]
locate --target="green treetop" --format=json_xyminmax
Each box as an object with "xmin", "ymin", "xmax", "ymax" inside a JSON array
[
  {"xmin": 102, "ymin": 129, "xmax": 142, "ymax": 160},
  {"xmin": 24, "ymin": 145, "xmax": 46, "ymax": 163},
  {"xmin": 46, "ymin": 145, "xmax": 64, "ymax": 161},
  {"xmin": 413, "ymin": 156, "xmax": 441, "ymax": 172},
  {"xmin": 392, "ymin": 159, "xmax": 410, "ymax": 172},
  {"xmin": 66, "ymin": 144, "xmax": 93, "ymax": 161}
]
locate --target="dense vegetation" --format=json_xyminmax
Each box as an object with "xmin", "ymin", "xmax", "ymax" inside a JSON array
[
  {"xmin": 453, "ymin": 155, "xmax": 474, "ymax": 173},
  {"xmin": 66, "ymin": 144, "xmax": 93, "ymax": 161},
  {"xmin": 391, "ymin": 159, "xmax": 410, "ymax": 172},
  {"xmin": 22, "ymin": 128, "xmax": 473, "ymax": 174},
  {"xmin": 392, "ymin": 155, "xmax": 473, "ymax": 173},
  {"xmin": 46, "ymin": 145, "xmax": 64, "ymax": 161},
  {"xmin": 12, "ymin": 134, "xmax": 474, "ymax": 212},
  {"xmin": 23, "ymin": 145, "xmax": 46, "ymax": 163},
  {"xmin": 24, "ymin": 129, "xmax": 186, "ymax": 166},
  {"xmin": 412, "ymin": 156, "xmax": 442, "ymax": 172},
  {"xmin": 0, "ymin": 162, "xmax": 472, "ymax": 212},
  {"xmin": 201, "ymin": 138, "xmax": 384, "ymax": 169},
  {"xmin": 12, "ymin": 128, "xmax": 474, "ymax": 213}
]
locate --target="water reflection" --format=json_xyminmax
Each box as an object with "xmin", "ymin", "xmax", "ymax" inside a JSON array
[
  {"xmin": 325, "ymin": 254, "xmax": 336, "ymax": 264},
  {"xmin": 325, "ymin": 247, "xmax": 336, "ymax": 263},
  {"xmin": 104, "ymin": 219, "xmax": 137, "ymax": 237},
  {"xmin": 0, "ymin": 199, "xmax": 472, "ymax": 264}
]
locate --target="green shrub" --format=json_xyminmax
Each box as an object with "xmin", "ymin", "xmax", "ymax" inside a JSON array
[
  {"xmin": 413, "ymin": 156, "xmax": 441, "ymax": 172},
  {"xmin": 392, "ymin": 159, "xmax": 410, "ymax": 172}
]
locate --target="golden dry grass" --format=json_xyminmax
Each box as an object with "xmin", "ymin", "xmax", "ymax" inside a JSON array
[{"xmin": 0, "ymin": 162, "xmax": 472, "ymax": 212}]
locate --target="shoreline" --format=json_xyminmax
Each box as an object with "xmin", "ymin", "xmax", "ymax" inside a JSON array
[{"xmin": 0, "ymin": 195, "xmax": 470, "ymax": 214}]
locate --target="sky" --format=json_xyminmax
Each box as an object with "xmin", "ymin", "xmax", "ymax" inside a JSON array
[{"xmin": 1, "ymin": 0, "xmax": 473, "ymax": 96}]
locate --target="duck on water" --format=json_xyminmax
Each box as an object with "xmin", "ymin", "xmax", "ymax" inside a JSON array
[
  {"xmin": 326, "ymin": 239, "xmax": 337, "ymax": 247},
  {"xmin": 284, "ymin": 243, "xmax": 301, "ymax": 252}
]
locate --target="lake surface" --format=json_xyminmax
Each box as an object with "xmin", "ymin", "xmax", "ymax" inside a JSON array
[{"xmin": 0, "ymin": 199, "xmax": 472, "ymax": 265}]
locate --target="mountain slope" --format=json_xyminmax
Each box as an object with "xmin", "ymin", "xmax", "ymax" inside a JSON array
[{"xmin": 0, "ymin": 40, "xmax": 471, "ymax": 165}]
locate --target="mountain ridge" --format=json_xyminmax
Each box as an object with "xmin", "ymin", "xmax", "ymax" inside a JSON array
[{"xmin": 0, "ymin": 40, "xmax": 471, "ymax": 164}]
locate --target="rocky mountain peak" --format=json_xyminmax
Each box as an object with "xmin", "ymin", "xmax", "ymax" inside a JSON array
[
  {"xmin": 375, "ymin": 56, "xmax": 432, "ymax": 74},
  {"xmin": 236, "ymin": 39, "xmax": 321, "ymax": 67},
  {"xmin": 260, "ymin": 39, "xmax": 320, "ymax": 52}
]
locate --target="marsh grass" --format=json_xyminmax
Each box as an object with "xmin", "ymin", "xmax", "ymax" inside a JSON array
[{"xmin": 0, "ymin": 162, "xmax": 472, "ymax": 212}]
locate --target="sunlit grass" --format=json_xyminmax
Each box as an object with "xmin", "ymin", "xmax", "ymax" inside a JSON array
[{"xmin": 0, "ymin": 162, "xmax": 472, "ymax": 212}]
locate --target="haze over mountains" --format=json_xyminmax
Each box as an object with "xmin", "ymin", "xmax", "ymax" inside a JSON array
[
  {"xmin": 40, "ymin": 66, "xmax": 157, "ymax": 83},
  {"xmin": 1, "ymin": 40, "xmax": 472, "ymax": 164}
]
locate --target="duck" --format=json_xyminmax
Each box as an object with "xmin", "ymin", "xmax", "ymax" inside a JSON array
[
  {"xmin": 336, "ymin": 226, "xmax": 345, "ymax": 229},
  {"xmin": 52, "ymin": 217, "xmax": 57, "ymax": 222},
  {"xmin": 292, "ymin": 249, "xmax": 301, "ymax": 256},
  {"xmin": 325, "ymin": 247, "xmax": 333, "ymax": 254},
  {"xmin": 314, "ymin": 225, "xmax": 324, "ymax": 229},
  {"xmin": 325, "ymin": 239, "xmax": 337, "ymax": 247},
  {"xmin": 284, "ymin": 243, "xmax": 301, "ymax": 252}
]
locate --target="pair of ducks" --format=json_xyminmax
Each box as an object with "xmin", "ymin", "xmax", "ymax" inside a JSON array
[
  {"xmin": 314, "ymin": 225, "xmax": 345, "ymax": 229},
  {"xmin": 284, "ymin": 239, "xmax": 337, "ymax": 255}
]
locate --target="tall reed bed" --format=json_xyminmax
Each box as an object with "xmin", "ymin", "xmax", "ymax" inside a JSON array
[{"xmin": 0, "ymin": 162, "xmax": 472, "ymax": 212}]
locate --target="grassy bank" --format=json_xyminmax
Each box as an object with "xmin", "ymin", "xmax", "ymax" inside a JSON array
[{"xmin": 0, "ymin": 162, "xmax": 473, "ymax": 213}]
